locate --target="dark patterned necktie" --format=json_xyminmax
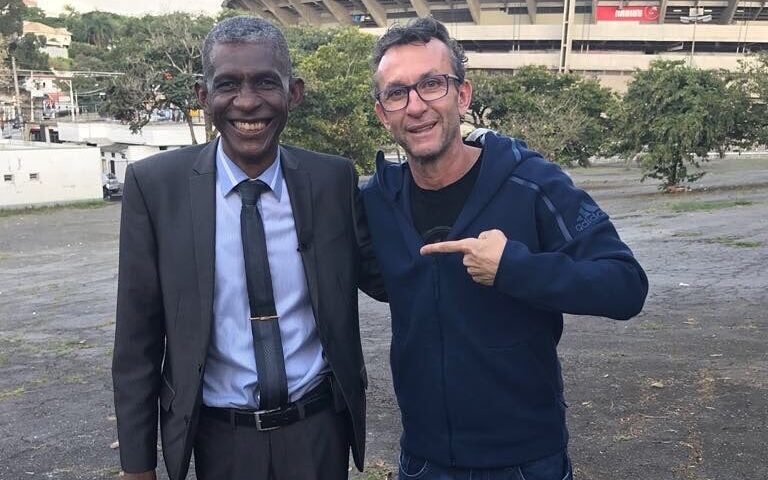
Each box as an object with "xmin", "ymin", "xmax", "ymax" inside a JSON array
[{"xmin": 236, "ymin": 179, "xmax": 288, "ymax": 409}]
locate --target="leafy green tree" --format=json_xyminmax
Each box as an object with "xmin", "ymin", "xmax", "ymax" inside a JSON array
[
  {"xmin": 614, "ymin": 60, "xmax": 743, "ymax": 190},
  {"xmin": 467, "ymin": 67, "xmax": 616, "ymax": 167},
  {"xmin": 99, "ymin": 59, "xmax": 157, "ymax": 129},
  {"xmin": 497, "ymin": 94, "xmax": 592, "ymax": 166},
  {"xmin": 283, "ymin": 28, "xmax": 391, "ymax": 174},
  {"xmin": 465, "ymin": 70, "xmax": 518, "ymax": 128},
  {"xmin": 100, "ymin": 13, "xmax": 214, "ymax": 143},
  {"xmin": 0, "ymin": 35, "xmax": 10, "ymax": 88},
  {"xmin": 11, "ymin": 33, "xmax": 49, "ymax": 70},
  {"xmin": 740, "ymin": 52, "xmax": 768, "ymax": 147},
  {"xmin": 0, "ymin": 0, "xmax": 25, "ymax": 37},
  {"xmin": 64, "ymin": 10, "xmax": 127, "ymax": 49},
  {"xmin": 713, "ymin": 68, "xmax": 759, "ymax": 154}
]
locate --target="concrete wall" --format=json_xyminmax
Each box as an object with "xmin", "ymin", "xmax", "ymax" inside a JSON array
[
  {"xmin": 58, "ymin": 121, "xmax": 207, "ymax": 147},
  {"xmin": 0, "ymin": 141, "xmax": 102, "ymax": 208}
]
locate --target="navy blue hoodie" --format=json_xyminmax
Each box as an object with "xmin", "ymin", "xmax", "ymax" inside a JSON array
[{"xmin": 361, "ymin": 132, "xmax": 648, "ymax": 468}]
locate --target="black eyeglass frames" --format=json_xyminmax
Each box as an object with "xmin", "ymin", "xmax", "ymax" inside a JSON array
[{"xmin": 375, "ymin": 74, "xmax": 461, "ymax": 112}]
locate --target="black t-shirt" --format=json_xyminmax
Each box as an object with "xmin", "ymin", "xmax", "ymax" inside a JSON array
[{"xmin": 410, "ymin": 152, "xmax": 483, "ymax": 244}]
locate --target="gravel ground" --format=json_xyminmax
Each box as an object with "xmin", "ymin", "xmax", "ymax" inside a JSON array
[{"xmin": 0, "ymin": 155, "xmax": 766, "ymax": 480}]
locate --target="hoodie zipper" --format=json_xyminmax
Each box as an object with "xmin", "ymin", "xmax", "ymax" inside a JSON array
[{"xmin": 432, "ymin": 256, "xmax": 456, "ymax": 466}]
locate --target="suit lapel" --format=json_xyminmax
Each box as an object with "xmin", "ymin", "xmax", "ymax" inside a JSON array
[
  {"xmin": 280, "ymin": 146, "xmax": 320, "ymax": 317},
  {"xmin": 189, "ymin": 140, "xmax": 218, "ymax": 344}
]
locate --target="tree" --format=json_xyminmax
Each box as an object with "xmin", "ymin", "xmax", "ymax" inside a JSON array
[
  {"xmin": 614, "ymin": 60, "xmax": 745, "ymax": 190},
  {"xmin": 0, "ymin": 35, "xmax": 10, "ymax": 88},
  {"xmin": 100, "ymin": 13, "xmax": 214, "ymax": 143},
  {"xmin": 740, "ymin": 52, "xmax": 768, "ymax": 147},
  {"xmin": 11, "ymin": 33, "xmax": 49, "ymax": 71},
  {"xmin": 467, "ymin": 67, "xmax": 616, "ymax": 167},
  {"xmin": 0, "ymin": 0, "xmax": 25, "ymax": 37},
  {"xmin": 497, "ymin": 95, "xmax": 591, "ymax": 166},
  {"xmin": 465, "ymin": 70, "xmax": 518, "ymax": 128},
  {"xmin": 283, "ymin": 28, "xmax": 391, "ymax": 174}
]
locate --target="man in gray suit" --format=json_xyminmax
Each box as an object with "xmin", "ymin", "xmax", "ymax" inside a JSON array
[{"xmin": 112, "ymin": 16, "xmax": 385, "ymax": 480}]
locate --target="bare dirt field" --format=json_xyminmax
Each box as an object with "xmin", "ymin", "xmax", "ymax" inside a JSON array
[{"xmin": 0, "ymin": 154, "xmax": 766, "ymax": 480}]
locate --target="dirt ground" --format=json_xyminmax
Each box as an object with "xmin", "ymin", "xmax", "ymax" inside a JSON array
[{"xmin": 0, "ymin": 154, "xmax": 766, "ymax": 480}]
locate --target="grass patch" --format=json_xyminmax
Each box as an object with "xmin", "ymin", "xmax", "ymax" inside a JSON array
[
  {"xmin": 705, "ymin": 236, "xmax": 762, "ymax": 248},
  {"xmin": 669, "ymin": 199, "xmax": 753, "ymax": 213},
  {"xmin": 51, "ymin": 339, "xmax": 91, "ymax": 356},
  {"xmin": 0, "ymin": 386, "xmax": 26, "ymax": 401},
  {"xmin": 638, "ymin": 322, "xmax": 664, "ymax": 331},
  {"xmin": 0, "ymin": 200, "xmax": 108, "ymax": 218},
  {"xmin": 62, "ymin": 374, "xmax": 87, "ymax": 385},
  {"xmin": 671, "ymin": 231, "xmax": 703, "ymax": 238}
]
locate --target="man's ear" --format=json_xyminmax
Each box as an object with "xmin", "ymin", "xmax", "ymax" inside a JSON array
[
  {"xmin": 194, "ymin": 80, "xmax": 209, "ymax": 111},
  {"xmin": 457, "ymin": 79, "xmax": 473, "ymax": 117},
  {"xmin": 374, "ymin": 101, "xmax": 392, "ymax": 131},
  {"xmin": 288, "ymin": 77, "xmax": 305, "ymax": 110}
]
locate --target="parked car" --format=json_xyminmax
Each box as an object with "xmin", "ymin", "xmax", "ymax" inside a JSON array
[{"xmin": 102, "ymin": 173, "xmax": 121, "ymax": 199}]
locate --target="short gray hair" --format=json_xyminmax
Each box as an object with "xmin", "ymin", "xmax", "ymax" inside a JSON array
[{"xmin": 202, "ymin": 16, "xmax": 292, "ymax": 86}]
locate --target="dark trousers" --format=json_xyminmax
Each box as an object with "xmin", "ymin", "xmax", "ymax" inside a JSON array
[
  {"xmin": 398, "ymin": 449, "xmax": 572, "ymax": 480},
  {"xmin": 193, "ymin": 407, "xmax": 350, "ymax": 480}
]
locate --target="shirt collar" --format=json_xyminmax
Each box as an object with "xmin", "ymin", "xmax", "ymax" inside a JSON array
[{"xmin": 216, "ymin": 138, "xmax": 284, "ymax": 201}]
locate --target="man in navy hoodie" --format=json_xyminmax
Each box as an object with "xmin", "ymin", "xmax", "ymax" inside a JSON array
[{"xmin": 362, "ymin": 17, "xmax": 649, "ymax": 480}]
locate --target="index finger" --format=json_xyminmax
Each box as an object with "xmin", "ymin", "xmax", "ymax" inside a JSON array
[{"xmin": 420, "ymin": 239, "xmax": 475, "ymax": 256}]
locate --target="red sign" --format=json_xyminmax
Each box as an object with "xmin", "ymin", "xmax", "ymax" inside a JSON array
[{"xmin": 596, "ymin": 5, "xmax": 660, "ymax": 22}]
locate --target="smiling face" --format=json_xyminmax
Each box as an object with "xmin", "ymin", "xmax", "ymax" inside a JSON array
[
  {"xmin": 196, "ymin": 40, "xmax": 303, "ymax": 176},
  {"xmin": 373, "ymin": 39, "xmax": 472, "ymax": 165}
]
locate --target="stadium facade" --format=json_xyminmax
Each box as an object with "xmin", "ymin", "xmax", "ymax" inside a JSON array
[{"xmin": 222, "ymin": 0, "xmax": 768, "ymax": 89}]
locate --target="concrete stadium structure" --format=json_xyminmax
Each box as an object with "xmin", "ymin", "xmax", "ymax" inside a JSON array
[{"xmin": 223, "ymin": 0, "xmax": 768, "ymax": 89}]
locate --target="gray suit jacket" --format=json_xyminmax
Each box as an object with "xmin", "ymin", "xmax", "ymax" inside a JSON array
[{"xmin": 112, "ymin": 140, "xmax": 385, "ymax": 479}]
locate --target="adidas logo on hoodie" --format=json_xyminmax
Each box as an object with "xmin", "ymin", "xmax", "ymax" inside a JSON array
[{"xmin": 574, "ymin": 201, "xmax": 606, "ymax": 232}]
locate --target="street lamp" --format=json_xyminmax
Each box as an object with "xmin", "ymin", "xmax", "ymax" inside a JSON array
[{"xmin": 680, "ymin": 7, "xmax": 713, "ymax": 66}]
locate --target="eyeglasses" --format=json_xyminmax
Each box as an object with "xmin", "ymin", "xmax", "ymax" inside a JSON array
[{"xmin": 375, "ymin": 74, "xmax": 461, "ymax": 112}]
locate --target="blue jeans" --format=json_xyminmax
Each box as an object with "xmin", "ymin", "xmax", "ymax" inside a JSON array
[{"xmin": 398, "ymin": 450, "xmax": 572, "ymax": 480}]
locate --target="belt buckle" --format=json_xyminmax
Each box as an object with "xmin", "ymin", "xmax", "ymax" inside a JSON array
[{"xmin": 253, "ymin": 407, "xmax": 282, "ymax": 431}]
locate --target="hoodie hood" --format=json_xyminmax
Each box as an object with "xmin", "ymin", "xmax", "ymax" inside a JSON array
[
  {"xmin": 370, "ymin": 131, "xmax": 543, "ymax": 240},
  {"xmin": 373, "ymin": 131, "xmax": 540, "ymax": 201}
]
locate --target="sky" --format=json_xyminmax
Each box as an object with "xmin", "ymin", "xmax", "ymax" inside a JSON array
[{"xmin": 36, "ymin": 0, "xmax": 225, "ymax": 16}]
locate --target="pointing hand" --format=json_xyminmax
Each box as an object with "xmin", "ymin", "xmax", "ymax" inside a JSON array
[{"xmin": 420, "ymin": 229, "xmax": 507, "ymax": 286}]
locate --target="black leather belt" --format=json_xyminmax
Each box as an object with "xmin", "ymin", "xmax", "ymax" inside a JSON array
[{"xmin": 201, "ymin": 377, "xmax": 334, "ymax": 431}]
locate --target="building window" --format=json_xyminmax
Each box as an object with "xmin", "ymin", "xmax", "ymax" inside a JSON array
[
  {"xmin": 29, "ymin": 173, "xmax": 40, "ymax": 181},
  {"xmin": 4, "ymin": 174, "xmax": 13, "ymax": 182},
  {"xmin": 111, "ymin": 152, "xmax": 116, "ymax": 158},
  {"xmin": 121, "ymin": 153, "xmax": 126, "ymax": 160}
]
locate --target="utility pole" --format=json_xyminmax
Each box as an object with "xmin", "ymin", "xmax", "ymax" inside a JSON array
[
  {"xmin": 680, "ymin": 6, "xmax": 712, "ymax": 66},
  {"xmin": 11, "ymin": 55, "xmax": 22, "ymax": 123},
  {"xmin": 30, "ymin": 71, "xmax": 34, "ymax": 123},
  {"xmin": 66, "ymin": 79, "xmax": 76, "ymax": 122},
  {"xmin": 559, "ymin": 0, "xmax": 577, "ymax": 72}
]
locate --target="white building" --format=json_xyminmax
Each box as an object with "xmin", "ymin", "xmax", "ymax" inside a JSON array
[
  {"xmin": 0, "ymin": 140, "xmax": 102, "ymax": 208},
  {"xmin": 100, "ymin": 143, "xmax": 163, "ymax": 184},
  {"xmin": 22, "ymin": 21, "xmax": 72, "ymax": 59},
  {"xmin": 57, "ymin": 120, "xmax": 207, "ymax": 183}
]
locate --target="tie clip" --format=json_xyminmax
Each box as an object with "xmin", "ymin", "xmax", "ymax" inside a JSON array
[{"xmin": 250, "ymin": 315, "xmax": 279, "ymax": 322}]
